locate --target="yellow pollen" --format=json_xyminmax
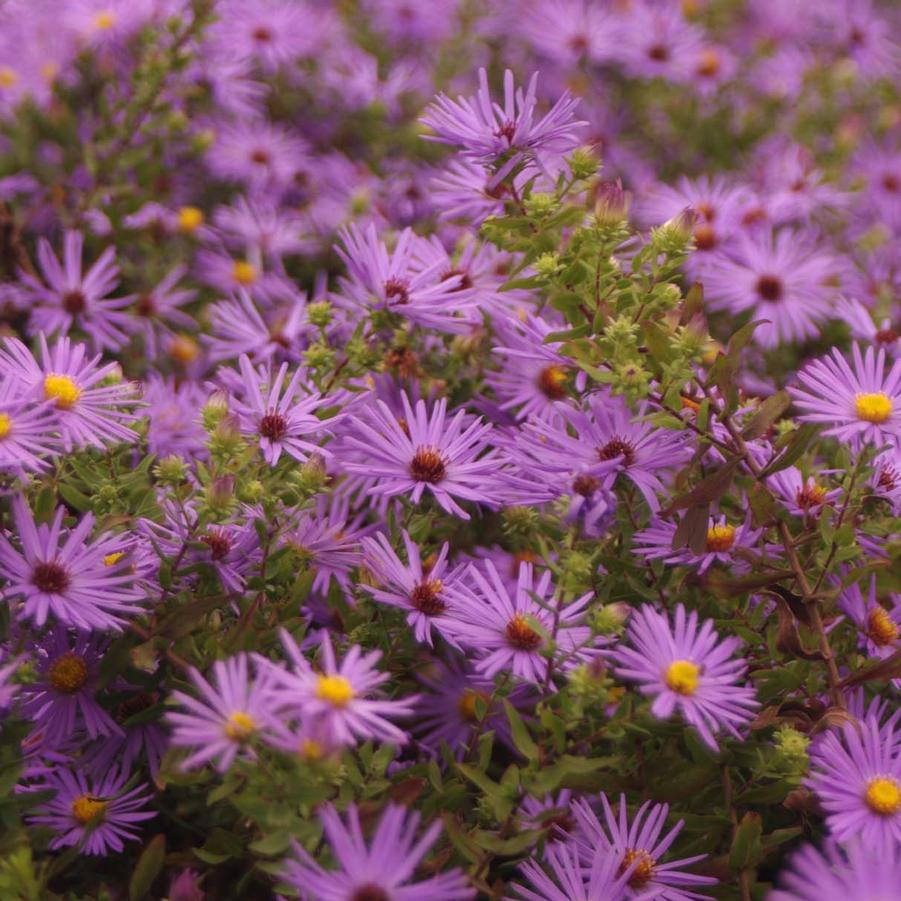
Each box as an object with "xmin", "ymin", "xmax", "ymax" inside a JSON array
[
  {"xmin": 71, "ymin": 794, "xmax": 107, "ymax": 826},
  {"xmin": 177, "ymin": 206, "xmax": 204, "ymax": 233},
  {"xmin": 223, "ymin": 711, "xmax": 256, "ymax": 742},
  {"xmin": 664, "ymin": 659, "xmax": 700, "ymax": 696},
  {"xmin": 44, "ymin": 374, "xmax": 82, "ymax": 409},
  {"xmin": 48, "ymin": 653, "xmax": 89, "ymax": 694},
  {"xmin": 103, "ymin": 552, "xmax": 125, "ymax": 567},
  {"xmin": 0, "ymin": 413, "xmax": 12, "ymax": 439},
  {"xmin": 41, "ymin": 62, "xmax": 59, "ymax": 83},
  {"xmin": 867, "ymin": 607, "xmax": 900, "ymax": 647},
  {"xmin": 169, "ymin": 333, "xmax": 199, "ymax": 364},
  {"xmin": 458, "ymin": 689, "xmax": 489, "ymax": 722},
  {"xmin": 233, "ymin": 260, "xmax": 258, "ymax": 285},
  {"xmin": 706, "ymin": 524, "xmax": 736, "ymax": 552},
  {"xmin": 855, "ymin": 392, "xmax": 893, "ymax": 424},
  {"xmin": 0, "ymin": 66, "xmax": 17, "ymax": 89},
  {"xmin": 864, "ymin": 776, "xmax": 901, "ymax": 816},
  {"xmin": 620, "ymin": 847, "xmax": 656, "ymax": 888},
  {"xmin": 301, "ymin": 739, "xmax": 323, "ymax": 761},
  {"xmin": 316, "ymin": 674, "xmax": 355, "ymax": 708},
  {"xmin": 93, "ymin": 10, "xmax": 117, "ymax": 30}
]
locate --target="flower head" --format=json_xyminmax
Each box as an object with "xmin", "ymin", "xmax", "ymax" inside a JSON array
[
  {"xmin": 342, "ymin": 390, "xmax": 501, "ymax": 520},
  {"xmin": 168, "ymin": 654, "xmax": 279, "ymax": 772},
  {"xmin": 612, "ymin": 604, "xmax": 758, "ymax": 750},
  {"xmin": 0, "ymin": 495, "xmax": 144, "ymax": 631},
  {"xmin": 27, "ymin": 765, "xmax": 154, "ymax": 856},
  {"xmin": 282, "ymin": 803, "xmax": 474, "ymax": 900},
  {"xmin": 790, "ymin": 344, "xmax": 901, "ymax": 450}
]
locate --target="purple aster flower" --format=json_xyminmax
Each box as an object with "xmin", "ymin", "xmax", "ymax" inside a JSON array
[
  {"xmin": 790, "ymin": 344, "xmax": 901, "ymax": 450},
  {"xmin": 570, "ymin": 794, "xmax": 717, "ymax": 899},
  {"xmin": 838, "ymin": 575, "xmax": 901, "ymax": 661},
  {"xmin": 282, "ymin": 495, "xmax": 373, "ymax": 601},
  {"xmin": 209, "ymin": 0, "xmax": 308, "ymax": 73},
  {"xmin": 168, "ymin": 654, "xmax": 279, "ymax": 772},
  {"xmin": 27, "ymin": 765, "xmax": 154, "ymax": 856},
  {"xmin": 808, "ymin": 714, "xmax": 901, "ymax": 854},
  {"xmin": 128, "ymin": 265, "xmax": 196, "ymax": 359},
  {"xmin": 361, "ymin": 530, "xmax": 467, "ymax": 647},
  {"xmin": 342, "ymin": 389, "xmax": 502, "ymax": 520},
  {"xmin": 509, "ymin": 840, "xmax": 635, "ymax": 901},
  {"xmin": 143, "ymin": 375, "xmax": 207, "ymax": 460},
  {"xmin": 447, "ymin": 560, "xmax": 598, "ymax": 683},
  {"xmin": 0, "ymin": 376, "xmax": 60, "ymax": 472},
  {"xmin": 704, "ymin": 227, "xmax": 842, "ymax": 347},
  {"xmin": 412, "ymin": 657, "xmax": 531, "ymax": 757},
  {"xmin": 263, "ymin": 631, "xmax": 416, "ymax": 748},
  {"xmin": 612, "ymin": 604, "xmax": 759, "ymax": 751},
  {"xmin": 0, "ymin": 495, "xmax": 144, "ymax": 631},
  {"xmin": 632, "ymin": 513, "xmax": 765, "ymax": 575},
  {"xmin": 18, "ymin": 230, "xmax": 133, "ymax": 351},
  {"xmin": 844, "ymin": 297, "xmax": 901, "ymax": 358},
  {"xmin": 0, "ymin": 334, "xmax": 137, "ymax": 451},
  {"xmin": 518, "ymin": 789, "xmax": 575, "ymax": 833},
  {"xmin": 765, "ymin": 465, "xmax": 841, "ymax": 521},
  {"xmin": 870, "ymin": 447, "xmax": 901, "ymax": 513},
  {"xmin": 18, "ymin": 627, "xmax": 121, "ymax": 745},
  {"xmin": 771, "ymin": 840, "xmax": 901, "ymax": 900},
  {"xmin": 281, "ymin": 802, "xmax": 475, "ymax": 900},
  {"xmin": 488, "ymin": 314, "xmax": 580, "ymax": 422},
  {"xmin": 508, "ymin": 390, "xmax": 693, "ymax": 513},
  {"xmin": 213, "ymin": 195, "xmax": 312, "ymax": 262},
  {"xmin": 205, "ymin": 290, "xmax": 309, "ymax": 364},
  {"xmin": 519, "ymin": 0, "xmax": 617, "ymax": 66},
  {"xmin": 231, "ymin": 353, "xmax": 333, "ymax": 466},
  {"xmin": 420, "ymin": 68, "xmax": 585, "ymax": 186},
  {"xmin": 205, "ymin": 119, "xmax": 310, "ymax": 191},
  {"xmin": 431, "ymin": 157, "xmax": 510, "ymax": 224},
  {"xmin": 335, "ymin": 223, "xmax": 478, "ymax": 334}
]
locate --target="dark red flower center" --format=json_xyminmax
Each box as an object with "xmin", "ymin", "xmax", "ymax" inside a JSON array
[
  {"xmin": 756, "ymin": 275, "xmax": 783, "ymax": 302},
  {"xmin": 136, "ymin": 293, "xmax": 156, "ymax": 317},
  {"xmin": 32, "ymin": 560, "xmax": 71, "ymax": 594},
  {"xmin": 598, "ymin": 437, "xmax": 636, "ymax": 467},
  {"xmin": 350, "ymin": 885, "xmax": 389, "ymax": 901},
  {"xmin": 61, "ymin": 290, "xmax": 86, "ymax": 314},
  {"xmin": 117, "ymin": 692, "xmax": 156, "ymax": 719},
  {"xmin": 881, "ymin": 174, "xmax": 899, "ymax": 193},
  {"xmin": 568, "ymin": 34, "xmax": 589, "ymax": 53},
  {"xmin": 693, "ymin": 224, "xmax": 716, "ymax": 250},
  {"xmin": 573, "ymin": 474, "xmax": 600, "ymax": 496},
  {"xmin": 875, "ymin": 326, "xmax": 899, "ymax": 345},
  {"xmin": 202, "ymin": 531, "xmax": 233, "ymax": 560},
  {"xmin": 410, "ymin": 447, "xmax": 446, "ymax": 483},
  {"xmin": 250, "ymin": 149, "xmax": 270, "ymax": 165},
  {"xmin": 647, "ymin": 43, "xmax": 670, "ymax": 62},
  {"xmin": 252, "ymin": 26, "xmax": 273, "ymax": 42},
  {"xmin": 384, "ymin": 277, "xmax": 410, "ymax": 305},
  {"xmin": 878, "ymin": 466, "xmax": 898, "ymax": 492},
  {"xmin": 259, "ymin": 411, "xmax": 288, "ymax": 440},
  {"xmin": 495, "ymin": 120, "xmax": 517, "ymax": 142},
  {"xmin": 410, "ymin": 578, "xmax": 446, "ymax": 614},
  {"xmin": 441, "ymin": 267, "xmax": 473, "ymax": 291},
  {"xmin": 505, "ymin": 614, "xmax": 543, "ymax": 651}
]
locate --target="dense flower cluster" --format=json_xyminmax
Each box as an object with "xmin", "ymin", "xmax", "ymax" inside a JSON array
[{"xmin": 0, "ymin": 0, "xmax": 898, "ymax": 898}]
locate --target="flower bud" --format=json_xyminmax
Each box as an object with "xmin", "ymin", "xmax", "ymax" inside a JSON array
[{"xmin": 593, "ymin": 180, "xmax": 631, "ymax": 226}]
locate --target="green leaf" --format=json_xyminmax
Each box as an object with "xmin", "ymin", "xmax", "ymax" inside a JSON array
[
  {"xmin": 729, "ymin": 812, "xmax": 763, "ymax": 870},
  {"xmin": 759, "ymin": 424, "xmax": 819, "ymax": 477},
  {"xmin": 504, "ymin": 700, "xmax": 539, "ymax": 761},
  {"xmin": 664, "ymin": 459, "xmax": 740, "ymax": 515},
  {"xmin": 741, "ymin": 390, "xmax": 791, "ymax": 440},
  {"xmin": 129, "ymin": 835, "xmax": 165, "ymax": 901}
]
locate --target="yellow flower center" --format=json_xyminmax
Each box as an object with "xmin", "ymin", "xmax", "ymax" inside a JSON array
[
  {"xmin": 93, "ymin": 10, "xmax": 117, "ymax": 30},
  {"xmin": 316, "ymin": 674, "xmax": 355, "ymax": 708},
  {"xmin": 233, "ymin": 260, "xmax": 258, "ymax": 285},
  {"xmin": 458, "ymin": 689, "xmax": 490, "ymax": 722},
  {"xmin": 223, "ymin": 711, "xmax": 256, "ymax": 742},
  {"xmin": 619, "ymin": 847, "xmax": 656, "ymax": 888},
  {"xmin": 664, "ymin": 659, "xmax": 700, "ymax": 696},
  {"xmin": 706, "ymin": 524, "xmax": 735, "ymax": 552},
  {"xmin": 301, "ymin": 739, "xmax": 323, "ymax": 761},
  {"xmin": 44, "ymin": 374, "xmax": 82, "ymax": 409},
  {"xmin": 855, "ymin": 392, "xmax": 893, "ymax": 424},
  {"xmin": 0, "ymin": 413, "xmax": 12, "ymax": 439},
  {"xmin": 40, "ymin": 62, "xmax": 59, "ymax": 83},
  {"xmin": 48, "ymin": 653, "xmax": 89, "ymax": 694},
  {"xmin": 169, "ymin": 333, "xmax": 199, "ymax": 364},
  {"xmin": 536, "ymin": 365, "xmax": 568, "ymax": 399},
  {"xmin": 0, "ymin": 66, "xmax": 17, "ymax": 89},
  {"xmin": 867, "ymin": 607, "xmax": 900, "ymax": 647},
  {"xmin": 71, "ymin": 795, "xmax": 107, "ymax": 826},
  {"xmin": 103, "ymin": 552, "xmax": 125, "ymax": 567},
  {"xmin": 864, "ymin": 776, "xmax": 901, "ymax": 816},
  {"xmin": 177, "ymin": 206, "xmax": 204, "ymax": 233}
]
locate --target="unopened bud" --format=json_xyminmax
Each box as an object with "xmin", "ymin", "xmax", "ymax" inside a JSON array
[{"xmin": 593, "ymin": 180, "xmax": 631, "ymax": 226}]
